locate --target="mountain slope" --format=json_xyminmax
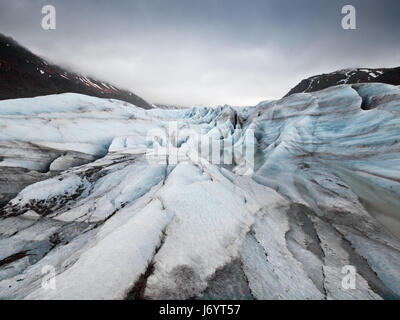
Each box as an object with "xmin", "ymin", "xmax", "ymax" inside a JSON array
[
  {"xmin": 0, "ymin": 34, "xmax": 152, "ymax": 109},
  {"xmin": 286, "ymin": 67, "xmax": 400, "ymax": 97}
]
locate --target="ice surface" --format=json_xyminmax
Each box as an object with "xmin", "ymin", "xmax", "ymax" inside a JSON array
[{"xmin": 1, "ymin": 84, "xmax": 400, "ymax": 300}]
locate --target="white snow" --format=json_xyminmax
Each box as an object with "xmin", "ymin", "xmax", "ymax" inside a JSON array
[{"xmin": 27, "ymin": 199, "xmax": 172, "ymax": 300}]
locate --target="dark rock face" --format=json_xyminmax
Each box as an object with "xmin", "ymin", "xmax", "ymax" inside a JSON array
[
  {"xmin": 0, "ymin": 34, "xmax": 152, "ymax": 109},
  {"xmin": 286, "ymin": 67, "xmax": 400, "ymax": 97}
]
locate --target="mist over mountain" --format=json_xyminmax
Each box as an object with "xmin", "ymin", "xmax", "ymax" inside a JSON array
[{"xmin": 0, "ymin": 34, "xmax": 152, "ymax": 109}]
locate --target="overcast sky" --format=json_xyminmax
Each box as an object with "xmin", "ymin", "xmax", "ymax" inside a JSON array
[{"xmin": 0, "ymin": 0, "xmax": 399, "ymax": 106}]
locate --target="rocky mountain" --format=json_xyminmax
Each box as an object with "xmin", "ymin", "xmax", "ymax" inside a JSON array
[
  {"xmin": 286, "ymin": 67, "xmax": 400, "ymax": 97},
  {"xmin": 1, "ymin": 83, "xmax": 400, "ymax": 299},
  {"xmin": 0, "ymin": 34, "xmax": 152, "ymax": 109}
]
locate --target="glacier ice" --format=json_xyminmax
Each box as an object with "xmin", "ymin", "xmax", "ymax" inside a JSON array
[{"xmin": 0, "ymin": 84, "xmax": 400, "ymax": 300}]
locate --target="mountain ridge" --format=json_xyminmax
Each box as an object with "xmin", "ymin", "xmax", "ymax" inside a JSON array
[
  {"xmin": 286, "ymin": 66, "xmax": 400, "ymax": 97},
  {"xmin": 0, "ymin": 34, "xmax": 152, "ymax": 109}
]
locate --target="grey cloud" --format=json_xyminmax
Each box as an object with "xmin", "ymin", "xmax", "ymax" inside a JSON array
[{"xmin": 0, "ymin": 0, "xmax": 399, "ymax": 106}]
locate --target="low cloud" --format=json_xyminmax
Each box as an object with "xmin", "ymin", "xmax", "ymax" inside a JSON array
[{"xmin": 1, "ymin": 0, "xmax": 399, "ymax": 106}]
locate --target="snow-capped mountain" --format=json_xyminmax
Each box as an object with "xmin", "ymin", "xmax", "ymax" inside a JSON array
[
  {"xmin": 286, "ymin": 67, "xmax": 400, "ymax": 97},
  {"xmin": 0, "ymin": 34, "xmax": 152, "ymax": 109},
  {"xmin": 1, "ymin": 83, "xmax": 400, "ymax": 300}
]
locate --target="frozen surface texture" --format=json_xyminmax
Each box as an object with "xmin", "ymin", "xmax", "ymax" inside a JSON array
[{"xmin": 0, "ymin": 84, "xmax": 400, "ymax": 300}]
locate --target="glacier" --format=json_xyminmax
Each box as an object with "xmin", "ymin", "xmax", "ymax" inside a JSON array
[{"xmin": 0, "ymin": 83, "xmax": 400, "ymax": 300}]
